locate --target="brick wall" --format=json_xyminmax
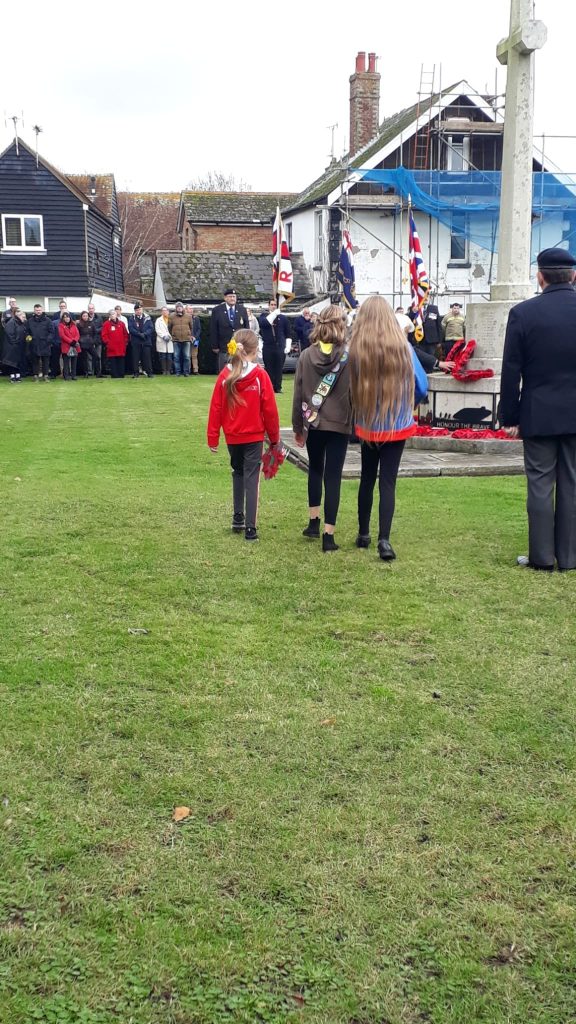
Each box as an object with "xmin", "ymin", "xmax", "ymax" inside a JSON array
[
  {"xmin": 349, "ymin": 52, "xmax": 380, "ymax": 158},
  {"xmin": 190, "ymin": 225, "xmax": 272, "ymax": 253}
]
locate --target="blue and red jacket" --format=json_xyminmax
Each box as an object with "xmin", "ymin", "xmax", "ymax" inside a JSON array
[{"xmin": 354, "ymin": 347, "xmax": 428, "ymax": 443}]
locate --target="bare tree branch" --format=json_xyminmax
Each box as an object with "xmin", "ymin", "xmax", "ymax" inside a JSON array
[
  {"xmin": 117, "ymin": 194, "xmax": 180, "ymax": 293},
  {"xmin": 186, "ymin": 171, "xmax": 252, "ymax": 192}
]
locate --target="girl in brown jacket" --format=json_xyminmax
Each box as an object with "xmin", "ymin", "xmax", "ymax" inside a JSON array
[{"xmin": 292, "ymin": 305, "xmax": 352, "ymax": 551}]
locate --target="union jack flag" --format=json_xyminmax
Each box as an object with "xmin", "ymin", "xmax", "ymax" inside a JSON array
[
  {"xmin": 408, "ymin": 209, "xmax": 429, "ymax": 341},
  {"xmin": 272, "ymin": 206, "xmax": 294, "ymax": 306}
]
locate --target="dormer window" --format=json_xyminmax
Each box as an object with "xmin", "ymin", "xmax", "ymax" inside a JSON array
[
  {"xmin": 446, "ymin": 135, "xmax": 470, "ymax": 172},
  {"xmin": 1, "ymin": 214, "xmax": 45, "ymax": 251}
]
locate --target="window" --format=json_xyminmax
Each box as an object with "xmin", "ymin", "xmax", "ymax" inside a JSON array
[
  {"xmin": 286, "ymin": 221, "xmax": 293, "ymax": 250},
  {"xmin": 1, "ymin": 214, "xmax": 44, "ymax": 250},
  {"xmin": 450, "ymin": 213, "xmax": 468, "ymax": 263},
  {"xmin": 446, "ymin": 135, "xmax": 470, "ymax": 172},
  {"xmin": 314, "ymin": 211, "xmax": 323, "ymax": 265}
]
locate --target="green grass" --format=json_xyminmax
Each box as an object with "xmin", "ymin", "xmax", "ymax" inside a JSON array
[{"xmin": 0, "ymin": 376, "xmax": 575, "ymax": 1024}]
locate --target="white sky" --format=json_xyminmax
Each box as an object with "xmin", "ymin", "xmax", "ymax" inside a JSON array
[{"xmin": 2, "ymin": 0, "xmax": 572, "ymax": 193}]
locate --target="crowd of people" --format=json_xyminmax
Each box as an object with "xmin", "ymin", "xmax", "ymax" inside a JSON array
[
  {"xmin": 1, "ymin": 290, "xmax": 319, "ymax": 387},
  {"xmin": 208, "ymin": 297, "xmax": 428, "ymax": 556},
  {"xmin": 0, "ymin": 299, "xmax": 203, "ymax": 382}
]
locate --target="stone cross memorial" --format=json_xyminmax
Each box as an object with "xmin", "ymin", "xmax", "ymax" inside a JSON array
[{"xmin": 427, "ymin": 0, "xmax": 547, "ymax": 427}]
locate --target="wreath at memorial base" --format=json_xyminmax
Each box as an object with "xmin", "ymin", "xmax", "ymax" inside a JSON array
[{"xmin": 446, "ymin": 339, "xmax": 495, "ymax": 382}]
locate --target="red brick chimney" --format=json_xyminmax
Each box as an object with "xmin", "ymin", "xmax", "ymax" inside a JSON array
[{"xmin": 349, "ymin": 51, "xmax": 380, "ymax": 158}]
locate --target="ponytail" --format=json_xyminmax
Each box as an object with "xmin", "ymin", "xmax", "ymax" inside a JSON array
[
  {"xmin": 224, "ymin": 344, "xmax": 247, "ymax": 407},
  {"xmin": 223, "ymin": 328, "xmax": 259, "ymax": 408}
]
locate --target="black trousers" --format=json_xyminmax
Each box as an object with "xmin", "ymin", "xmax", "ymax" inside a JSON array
[
  {"xmin": 305, "ymin": 430, "xmax": 349, "ymax": 526},
  {"xmin": 227, "ymin": 441, "xmax": 263, "ymax": 529},
  {"xmin": 34, "ymin": 354, "xmax": 50, "ymax": 377},
  {"xmin": 263, "ymin": 347, "xmax": 285, "ymax": 393},
  {"xmin": 358, "ymin": 440, "xmax": 406, "ymax": 540},
  {"xmin": 523, "ymin": 435, "xmax": 576, "ymax": 569},
  {"xmin": 79, "ymin": 345, "xmax": 95, "ymax": 376},
  {"xmin": 62, "ymin": 354, "xmax": 77, "ymax": 380},
  {"xmin": 49, "ymin": 345, "xmax": 61, "ymax": 378},
  {"xmin": 109, "ymin": 356, "xmax": 125, "ymax": 378},
  {"xmin": 132, "ymin": 343, "xmax": 153, "ymax": 376}
]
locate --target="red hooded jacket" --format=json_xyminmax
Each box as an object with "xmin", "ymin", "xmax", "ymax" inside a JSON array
[
  {"xmin": 207, "ymin": 362, "xmax": 280, "ymax": 448},
  {"xmin": 101, "ymin": 318, "xmax": 129, "ymax": 357},
  {"xmin": 58, "ymin": 320, "xmax": 80, "ymax": 354}
]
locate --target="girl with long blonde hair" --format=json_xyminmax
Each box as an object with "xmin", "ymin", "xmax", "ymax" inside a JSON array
[
  {"xmin": 349, "ymin": 296, "xmax": 428, "ymax": 561},
  {"xmin": 207, "ymin": 329, "xmax": 280, "ymax": 541},
  {"xmin": 292, "ymin": 304, "xmax": 352, "ymax": 551}
]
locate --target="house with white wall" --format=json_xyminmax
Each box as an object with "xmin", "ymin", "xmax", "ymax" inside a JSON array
[{"xmin": 282, "ymin": 53, "xmax": 569, "ymax": 314}]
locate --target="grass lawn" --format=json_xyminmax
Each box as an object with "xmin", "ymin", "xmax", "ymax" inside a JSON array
[{"xmin": 0, "ymin": 376, "xmax": 574, "ymax": 1024}]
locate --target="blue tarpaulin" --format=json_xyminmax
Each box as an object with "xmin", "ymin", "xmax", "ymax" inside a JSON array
[{"xmin": 355, "ymin": 168, "xmax": 576, "ymax": 258}]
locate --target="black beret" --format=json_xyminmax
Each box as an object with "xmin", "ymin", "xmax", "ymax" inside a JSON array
[
  {"xmin": 134, "ymin": 302, "xmax": 142, "ymax": 309},
  {"xmin": 223, "ymin": 286, "xmax": 236, "ymax": 296},
  {"xmin": 537, "ymin": 247, "xmax": 576, "ymax": 270}
]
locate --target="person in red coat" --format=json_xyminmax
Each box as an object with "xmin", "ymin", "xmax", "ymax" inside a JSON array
[
  {"xmin": 101, "ymin": 309, "xmax": 129, "ymax": 378},
  {"xmin": 207, "ymin": 329, "xmax": 280, "ymax": 541},
  {"xmin": 58, "ymin": 313, "xmax": 81, "ymax": 380}
]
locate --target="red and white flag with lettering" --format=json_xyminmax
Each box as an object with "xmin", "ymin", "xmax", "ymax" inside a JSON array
[{"xmin": 272, "ymin": 206, "xmax": 294, "ymax": 306}]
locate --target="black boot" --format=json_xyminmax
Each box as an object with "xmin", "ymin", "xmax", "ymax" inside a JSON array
[
  {"xmin": 322, "ymin": 533, "xmax": 339, "ymax": 552},
  {"xmin": 377, "ymin": 539, "xmax": 396, "ymax": 561},
  {"xmin": 302, "ymin": 517, "xmax": 320, "ymax": 538},
  {"xmin": 356, "ymin": 534, "xmax": 371, "ymax": 548}
]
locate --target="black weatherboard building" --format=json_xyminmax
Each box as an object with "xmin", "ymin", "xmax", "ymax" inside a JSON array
[{"xmin": 0, "ymin": 138, "xmax": 123, "ymax": 304}]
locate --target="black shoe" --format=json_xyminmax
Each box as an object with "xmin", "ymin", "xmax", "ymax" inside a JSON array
[
  {"xmin": 232, "ymin": 513, "xmax": 245, "ymax": 533},
  {"xmin": 517, "ymin": 555, "xmax": 554, "ymax": 571},
  {"xmin": 302, "ymin": 517, "xmax": 320, "ymax": 538},
  {"xmin": 245, "ymin": 527, "xmax": 258, "ymax": 541},
  {"xmin": 378, "ymin": 539, "xmax": 396, "ymax": 561},
  {"xmin": 322, "ymin": 533, "xmax": 339, "ymax": 552},
  {"xmin": 356, "ymin": 534, "xmax": 371, "ymax": 548}
]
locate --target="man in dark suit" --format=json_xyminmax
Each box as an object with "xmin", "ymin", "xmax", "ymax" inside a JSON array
[
  {"xmin": 500, "ymin": 247, "xmax": 576, "ymax": 571},
  {"xmin": 210, "ymin": 286, "xmax": 249, "ymax": 371},
  {"xmin": 258, "ymin": 298, "xmax": 291, "ymax": 393}
]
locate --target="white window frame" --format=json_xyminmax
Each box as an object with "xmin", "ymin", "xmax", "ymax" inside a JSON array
[
  {"xmin": 446, "ymin": 135, "xmax": 470, "ymax": 172},
  {"xmin": 314, "ymin": 211, "xmax": 323, "ymax": 265},
  {"xmin": 286, "ymin": 221, "xmax": 293, "ymax": 251},
  {"xmin": 449, "ymin": 213, "xmax": 469, "ymax": 265},
  {"xmin": 1, "ymin": 214, "xmax": 45, "ymax": 251}
]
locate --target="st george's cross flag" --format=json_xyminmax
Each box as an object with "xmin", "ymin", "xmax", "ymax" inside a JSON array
[
  {"xmin": 272, "ymin": 206, "xmax": 294, "ymax": 306},
  {"xmin": 337, "ymin": 228, "xmax": 359, "ymax": 309},
  {"xmin": 408, "ymin": 208, "xmax": 430, "ymax": 341}
]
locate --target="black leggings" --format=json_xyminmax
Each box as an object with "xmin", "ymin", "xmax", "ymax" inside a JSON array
[
  {"xmin": 306, "ymin": 430, "xmax": 349, "ymax": 526},
  {"xmin": 358, "ymin": 440, "xmax": 406, "ymax": 540}
]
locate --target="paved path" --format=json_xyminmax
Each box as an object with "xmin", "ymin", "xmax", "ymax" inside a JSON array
[{"xmin": 280, "ymin": 429, "xmax": 525, "ymax": 479}]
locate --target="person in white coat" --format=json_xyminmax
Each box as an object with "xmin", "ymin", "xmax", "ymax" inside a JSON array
[{"xmin": 155, "ymin": 306, "xmax": 174, "ymax": 374}]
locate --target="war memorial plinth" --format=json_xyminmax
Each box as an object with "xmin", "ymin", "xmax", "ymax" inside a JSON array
[{"xmin": 424, "ymin": 0, "xmax": 546, "ymax": 435}]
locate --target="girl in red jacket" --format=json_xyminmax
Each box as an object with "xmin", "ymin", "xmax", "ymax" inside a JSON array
[
  {"xmin": 207, "ymin": 329, "xmax": 280, "ymax": 541},
  {"xmin": 58, "ymin": 313, "xmax": 80, "ymax": 380}
]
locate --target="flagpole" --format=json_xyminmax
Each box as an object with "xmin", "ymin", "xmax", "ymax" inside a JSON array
[{"xmin": 273, "ymin": 206, "xmax": 279, "ymax": 308}]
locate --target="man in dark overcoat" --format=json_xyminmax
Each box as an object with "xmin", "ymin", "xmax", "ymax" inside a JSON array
[
  {"xmin": 421, "ymin": 298, "xmax": 442, "ymax": 358},
  {"xmin": 210, "ymin": 287, "xmax": 249, "ymax": 371},
  {"xmin": 500, "ymin": 247, "xmax": 576, "ymax": 571}
]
